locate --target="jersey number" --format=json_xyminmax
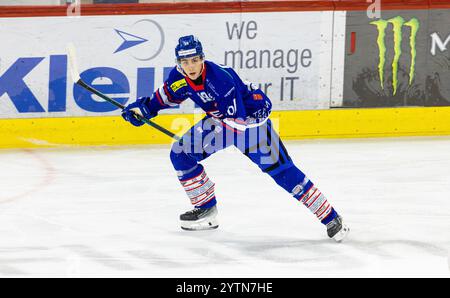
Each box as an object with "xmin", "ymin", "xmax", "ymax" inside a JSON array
[{"xmin": 198, "ymin": 91, "xmax": 214, "ymax": 103}]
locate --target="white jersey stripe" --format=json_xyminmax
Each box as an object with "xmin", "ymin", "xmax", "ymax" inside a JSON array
[{"xmin": 158, "ymin": 85, "xmax": 178, "ymax": 107}]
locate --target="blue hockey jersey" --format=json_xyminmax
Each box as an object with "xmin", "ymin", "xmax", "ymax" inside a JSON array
[{"xmin": 145, "ymin": 60, "xmax": 272, "ymax": 131}]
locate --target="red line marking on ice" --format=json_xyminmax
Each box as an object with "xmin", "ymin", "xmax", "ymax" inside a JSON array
[{"xmin": 0, "ymin": 149, "xmax": 55, "ymax": 204}]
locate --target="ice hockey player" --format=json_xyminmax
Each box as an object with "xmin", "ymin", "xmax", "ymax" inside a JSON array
[{"xmin": 121, "ymin": 35, "xmax": 349, "ymax": 241}]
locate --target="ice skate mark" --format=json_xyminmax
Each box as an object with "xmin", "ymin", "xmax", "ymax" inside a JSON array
[
  {"xmin": 0, "ymin": 256, "xmax": 67, "ymax": 277},
  {"xmin": 0, "ymin": 149, "xmax": 55, "ymax": 204},
  {"xmin": 63, "ymin": 245, "xmax": 136, "ymax": 271},
  {"xmin": 186, "ymin": 246, "xmax": 237, "ymax": 264},
  {"xmin": 350, "ymin": 239, "xmax": 448, "ymax": 258},
  {"xmin": 126, "ymin": 250, "xmax": 182, "ymax": 268},
  {"xmin": 0, "ymin": 264, "xmax": 28, "ymax": 276},
  {"xmin": 0, "ymin": 246, "xmax": 51, "ymax": 253},
  {"xmin": 21, "ymin": 212, "xmax": 79, "ymax": 233},
  {"xmin": 178, "ymin": 231, "xmax": 347, "ymax": 265}
]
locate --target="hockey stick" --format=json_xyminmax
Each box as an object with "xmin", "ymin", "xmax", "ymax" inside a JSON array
[{"xmin": 66, "ymin": 44, "xmax": 181, "ymax": 141}]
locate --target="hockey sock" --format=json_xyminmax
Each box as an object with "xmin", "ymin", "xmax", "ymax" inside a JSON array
[
  {"xmin": 177, "ymin": 164, "xmax": 217, "ymax": 209},
  {"xmin": 298, "ymin": 186, "xmax": 337, "ymax": 225}
]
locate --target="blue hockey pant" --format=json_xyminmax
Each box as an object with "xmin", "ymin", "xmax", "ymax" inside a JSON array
[{"xmin": 169, "ymin": 116, "xmax": 337, "ymax": 224}]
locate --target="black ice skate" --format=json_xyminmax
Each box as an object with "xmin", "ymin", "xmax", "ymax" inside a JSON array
[
  {"xmin": 326, "ymin": 215, "xmax": 350, "ymax": 242},
  {"xmin": 180, "ymin": 205, "xmax": 219, "ymax": 231}
]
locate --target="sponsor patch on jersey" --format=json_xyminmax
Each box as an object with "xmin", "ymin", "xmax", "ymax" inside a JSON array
[
  {"xmin": 170, "ymin": 79, "xmax": 187, "ymax": 92},
  {"xmin": 253, "ymin": 93, "xmax": 263, "ymax": 100}
]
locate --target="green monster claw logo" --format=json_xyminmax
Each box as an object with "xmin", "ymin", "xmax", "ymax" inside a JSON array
[{"xmin": 370, "ymin": 16, "xmax": 419, "ymax": 95}]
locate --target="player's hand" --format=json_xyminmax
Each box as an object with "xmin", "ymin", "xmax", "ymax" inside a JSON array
[{"xmin": 121, "ymin": 97, "xmax": 156, "ymax": 127}]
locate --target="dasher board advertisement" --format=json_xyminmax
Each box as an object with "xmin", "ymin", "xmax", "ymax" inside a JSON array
[
  {"xmin": 0, "ymin": 11, "xmax": 336, "ymax": 119},
  {"xmin": 341, "ymin": 10, "xmax": 450, "ymax": 108}
]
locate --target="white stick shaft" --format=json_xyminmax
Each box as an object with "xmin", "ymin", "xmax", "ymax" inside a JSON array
[{"xmin": 67, "ymin": 43, "xmax": 81, "ymax": 82}]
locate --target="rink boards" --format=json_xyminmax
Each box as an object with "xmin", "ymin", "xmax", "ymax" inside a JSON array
[
  {"xmin": 1, "ymin": 1, "xmax": 450, "ymax": 148},
  {"xmin": 2, "ymin": 107, "xmax": 450, "ymax": 148}
]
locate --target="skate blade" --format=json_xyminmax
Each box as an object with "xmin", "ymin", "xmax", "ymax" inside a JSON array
[
  {"xmin": 180, "ymin": 218, "xmax": 219, "ymax": 231},
  {"xmin": 332, "ymin": 224, "xmax": 350, "ymax": 242},
  {"xmin": 181, "ymin": 225, "xmax": 219, "ymax": 231}
]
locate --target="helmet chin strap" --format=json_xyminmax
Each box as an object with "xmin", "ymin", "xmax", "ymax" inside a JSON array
[
  {"xmin": 197, "ymin": 62, "xmax": 205, "ymax": 77},
  {"xmin": 176, "ymin": 65, "xmax": 185, "ymax": 76}
]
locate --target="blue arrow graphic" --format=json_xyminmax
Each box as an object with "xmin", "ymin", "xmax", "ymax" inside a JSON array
[{"xmin": 114, "ymin": 29, "xmax": 148, "ymax": 54}]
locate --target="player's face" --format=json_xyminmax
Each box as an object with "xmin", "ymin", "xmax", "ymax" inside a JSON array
[{"xmin": 179, "ymin": 56, "xmax": 204, "ymax": 80}]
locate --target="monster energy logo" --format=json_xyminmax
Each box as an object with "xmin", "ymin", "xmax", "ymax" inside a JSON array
[{"xmin": 371, "ymin": 16, "xmax": 419, "ymax": 95}]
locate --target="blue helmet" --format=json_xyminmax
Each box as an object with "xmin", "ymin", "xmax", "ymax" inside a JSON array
[{"xmin": 175, "ymin": 35, "xmax": 204, "ymax": 61}]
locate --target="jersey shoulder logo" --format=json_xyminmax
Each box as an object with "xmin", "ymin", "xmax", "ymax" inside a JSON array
[{"xmin": 170, "ymin": 79, "xmax": 187, "ymax": 92}]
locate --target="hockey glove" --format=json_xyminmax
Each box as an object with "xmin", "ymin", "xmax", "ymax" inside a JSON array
[{"xmin": 121, "ymin": 97, "xmax": 157, "ymax": 127}]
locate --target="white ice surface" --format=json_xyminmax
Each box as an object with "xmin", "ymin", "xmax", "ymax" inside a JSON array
[{"xmin": 0, "ymin": 137, "xmax": 449, "ymax": 277}]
